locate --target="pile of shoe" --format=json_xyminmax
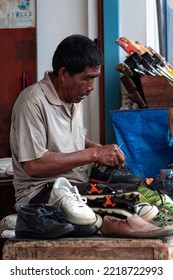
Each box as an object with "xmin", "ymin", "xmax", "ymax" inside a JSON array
[
  {"xmin": 136, "ymin": 169, "xmax": 173, "ymax": 227},
  {"xmin": 81, "ymin": 184, "xmax": 137, "ymax": 217},
  {"xmin": 99, "ymin": 178, "xmax": 173, "ymax": 238},
  {"xmin": 76, "ymin": 164, "xmax": 173, "ymax": 238},
  {"xmin": 8, "ymin": 166, "xmax": 173, "ymax": 239},
  {"xmin": 102, "ymin": 164, "xmax": 173, "ymax": 238},
  {"xmin": 78, "ymin": 163, "xmax": 141, "ymax": 217},
  {"xmin": 85, "ymin": 163, "xmax": 161, "ymax": 222},
  {"xmin": 136, "ymin": 165, "xmax": 173, "ymax": 228},
  {"xmin": 115, "ymin": 36, "xmax": 173, "ymax": 109},
  {"xmin": 14, "ymin": 177, "xmax": 103, "ymax": 239},
  {"xmin": 15, "ymin": 203, "xmax": 102, "ymax": 239}
]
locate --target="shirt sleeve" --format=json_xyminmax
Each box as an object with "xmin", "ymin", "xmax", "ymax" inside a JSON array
[{"xmin": 14, "ymin": 98, "xmax": 48, "ymax": 163}]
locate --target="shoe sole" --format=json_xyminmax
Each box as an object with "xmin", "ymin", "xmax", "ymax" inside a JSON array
[
  {"xmin": 15, "ymin": 226, "xmax": 74, "ymax": 239},
  {"xmin": 83, "ymin": 192, "xmax": 140, "ymax": 202},
  {"xmin": 65, "ymin": 213, "xmax": 97, "ymax": 225},
  {"xmin": 90, "ymin": 177, "xmax": 141, "ymax": 184},
  {"xmin": 70, "ymin": 214, "xmax": 102, "ymax": 237},
  {"xmin": 94, "ymin": 214, "xmax": 103, "ymax": 229},
  {"xmin": 71, "ymin": 225, "xmax": 98, "ymax": 237},
  {"xmin": 90, "ymin": 207, "xmax": 133, "ymax": 218},
  {"xmin": 102, "ymin": 228, "xmax": 173, "ymax": 238},
  {"xmin": 116, "ymin": 192, "xmax": 140, "ymax": 202},
  {"xmin": 138, "ymin": 205, "xmax": 159, "ymax": 221},
  {"xmin": 75, "ymin": 182, "xmax": 139, "ymax": 192},
  {"xmin": 75, "ymin": 182, "xmax": 139, "ymax": 201}
]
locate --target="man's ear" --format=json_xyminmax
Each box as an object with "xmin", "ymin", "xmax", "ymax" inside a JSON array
[{"xmin": 58, "ymin": 67, "xmax": 67, "ymax": 80}]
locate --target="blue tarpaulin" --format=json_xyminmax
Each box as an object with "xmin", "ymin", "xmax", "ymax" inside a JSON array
[{"xmin": 111, "ymin": 108, "xmax": 173, "ymax": 179}]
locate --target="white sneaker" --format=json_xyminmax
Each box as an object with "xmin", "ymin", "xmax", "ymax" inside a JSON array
[
  {"xmin": 94, "ymin": 214, "xmax": 103, "ymax": 229},
  {"xmin": 135, "ymin": 202, "xmax": 159, "ymax": 221},
  {"xmin": 0, "ymin": 214, "xmax": 17, "ymax": 230},
  {"xmin": 1, "ymin": 229, "xmax": 16, "ymax": 238},
  {"xmin": 49, "ymin": 177, "xmax": 97, "ymax": 225}
]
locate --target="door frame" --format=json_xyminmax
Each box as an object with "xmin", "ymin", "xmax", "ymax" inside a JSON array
[{"xmin": 98, "ymin": 0, "xmax": 120, "ymax": 144}]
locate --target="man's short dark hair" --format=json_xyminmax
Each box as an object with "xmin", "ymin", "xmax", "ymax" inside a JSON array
[{"xmin": 52, "ymin": 34, "xmax": 103, "ymax": 76}]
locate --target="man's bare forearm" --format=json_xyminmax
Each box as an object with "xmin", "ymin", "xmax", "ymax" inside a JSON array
[
  {"xmin": 85, "ymin": 138, "xmax": 102, "ymax": 148},
  {"xmin": 23, "ymin": 143, "xmax": 125, "ymax": 177},
  {"xmin": 23, "ymin": 149, "xmax": 97, "ymax": 177}
]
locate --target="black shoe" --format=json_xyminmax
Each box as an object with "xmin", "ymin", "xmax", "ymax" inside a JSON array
[
  {"xmin": 86, "ymin": 196, "xmax": 136, "ymax": 218},
  {"xmin": 90, "ymin": 164, "xmax": 142, "ymax": 184},
  {"xmin": 71, "ymin": 213, "xmax": 102, "ymax": 237},
  {"xmin": 71, "ymin": 225, "xmax": 98, "ymax": 237},
  {"xmin": 48, "ymin": 204, "xmax": 102, "ymax": 237},
  {"xmin": 15, "ymin": 203, "xmax": 74, "ymax": 239}
]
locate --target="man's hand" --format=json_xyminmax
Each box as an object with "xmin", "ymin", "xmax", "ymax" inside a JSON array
[{"xmin": 92, "ymin": 144, "xmax": 125, "ymax": 167}]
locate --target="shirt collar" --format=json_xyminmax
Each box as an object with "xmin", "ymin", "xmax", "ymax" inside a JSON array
[
  {"xmin": 39, "ymin": 71, "xmax": 62, "ymax": 105},
  {"xmin": 39, "ymin": 71, "xmax": 79, "ymax": 115}
]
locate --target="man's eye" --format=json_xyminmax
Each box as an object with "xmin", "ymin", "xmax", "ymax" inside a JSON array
[{"xmin": 85, "ymin": 77, "xmax": 95, "ymax": 82}]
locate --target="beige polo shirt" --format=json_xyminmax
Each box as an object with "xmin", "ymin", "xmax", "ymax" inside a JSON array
[{"xmin": 10, "ymin": 71, "xmax": 90, "ymax": 203}]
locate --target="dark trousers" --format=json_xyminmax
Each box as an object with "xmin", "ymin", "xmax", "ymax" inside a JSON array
[{"xmin": 29, "ymin": 182, "xmax": 54, "ymax": 204}]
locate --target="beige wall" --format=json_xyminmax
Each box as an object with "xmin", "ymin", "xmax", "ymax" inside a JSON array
[
  {"xmin": 36, "ymin": 0, "xmax": 159, "ymax": 143},
  {"xmin": 36, "ymin": 0, "xmax": 100, "ymax": 143}
]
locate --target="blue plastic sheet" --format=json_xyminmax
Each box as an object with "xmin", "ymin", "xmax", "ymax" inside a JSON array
[{"xmin": 111, "ymin": 108, "xmax": 173, "ymax": 179}]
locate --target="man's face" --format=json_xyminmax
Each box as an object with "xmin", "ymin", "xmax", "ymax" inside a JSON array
[{"xmin": 62, "ymin": 66, "xmax": 101, "ymax": 103}]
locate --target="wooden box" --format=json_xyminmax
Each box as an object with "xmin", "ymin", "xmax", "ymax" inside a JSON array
[
  {"xmin": 120, "ymin": 74, "xmax": 173, "ymax": 109},
  {"xmin": 140, "ymin": 76, "xmax": 173, "ymax": 108},
  {"xmin": 2, "ymin": 236, "xmax": 173, "ymax": 260}
]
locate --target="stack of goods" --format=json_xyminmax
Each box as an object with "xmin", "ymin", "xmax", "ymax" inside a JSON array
[{"xmin": 115, "ymin": 36, "xmax": 173, "ymax": 109}]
